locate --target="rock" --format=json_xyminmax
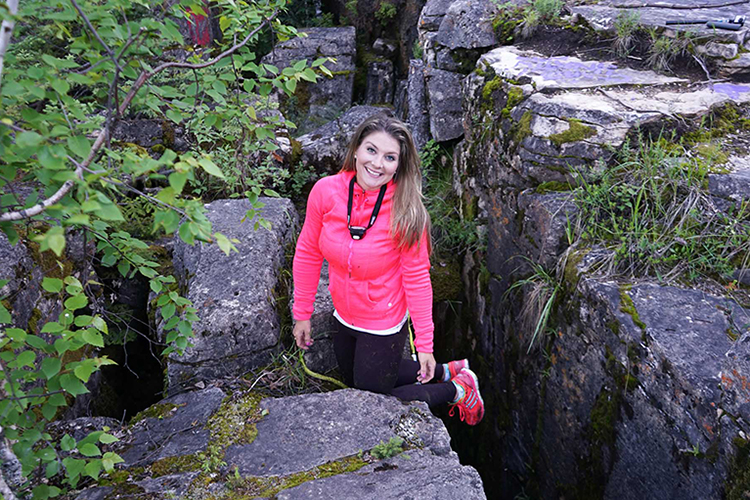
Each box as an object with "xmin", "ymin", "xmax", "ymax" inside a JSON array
[
  {"xmin": 119, "ymin": 387, "xmax": 226, "ymax": 466},
  {"xmin": 722, "ymin": 331, "xmax": 750, "ymax": 423},
  {"xmin": 425, "ymin": 67, "xmax": 464, "ymax": 142},
  {"xmin": 393, "ymin": 79, "xmax": 408, "ymax": 120},
  {"xmin": 372, "ymin": 38, "xmax": 397, "ymax": 58},
  {"xmin": 276, "ymin": 448, "xmax": 486, "ymax": 499},
  {"xmin": 708, "ymin": 155, "xmax": 750, "ymax": 202},
  {"xmin": 165, "ymin": 198, "xmax": 298, "ymax": 391},
  {"xmin": 406, "ymin": 59, "xmax": 431, "ymax": 150},
  {"xmin": 419, "ymin": 0, "xmax": 499, "ymax": 73},
  {"xmin": 291, "ymin": 262, "xmax": 338, "ymax": 374},
  {"xmin": 517, "ymin": 189, "xmax": 577, "ymax": 271},
  {"xmin": 79, "ymin": 389, "xmax": 486, "ymax": 499},
  {"xmin": 262, "ymin": 27, "xmax": 356, "ymax": 136},
  {"xmin": 718, "ymin": 52, "xmax": 750, "ymax": 78},
  {"xmin": 112, "ymin": 119, "xmax": 188, "ymax": 152},
  {"xmin": 296, "ymin": 105, "xmax": 387, "ymax": 175},
  {"xmin": 696, "ymin": 42, "xmax": 739, "ymax": 60},
  {"xmin": 364, "ymin": 59, "xmax": 395, "ymax": 105},
  {"xmin": 478, "ymin": 46, "xmax": 686, "ymax": 91}
]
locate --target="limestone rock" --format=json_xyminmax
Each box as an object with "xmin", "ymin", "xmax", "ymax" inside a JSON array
[
  {"xmin": 372, "ymin": 38, "xmax": 397, "ymax": 58},
  {"xmin": 718, "ymin": 52, "xmax": 750, "ymax": 78},
  {"xmin": 708, "ymin": 154, "xmax": 750, "ymax": 202},
  {"xmin": 262, "ymin": 27, "xmax": 356, "ymax": 135},
  {"xmin": 165, "ymin": 198, "xmax": 298, "ymax": 391},
  {"xmin": 112, "ymin": 119, "xmax": 188, "ymax": 152},
  {"xmin": 78, "ymin": 389, "xmax": 486, "ymax": 499},
  {"xmin": 291, "ymin": 262, "xmax": 338, "ymax": 374},
  {"xmin": 406, "ymin": 59, "xmax": 431, "ymax": 150},
  {"xmin": 296, "ymin": 105, "xmax": 387, "ymax": 175},
  {"xmin": 364, "ymin": 59, "xmax": 395, "ymax": 105},
  {"xmin": 696, "ymin": 42, "xmax": 739, "ymax": 60},
  {"xmin": 478, "ymin": 46, "xmax": 686, "ymax": 91},
  {"xmin": 425, "ymin": 67, "xmax": 464, "ymax": 142}
]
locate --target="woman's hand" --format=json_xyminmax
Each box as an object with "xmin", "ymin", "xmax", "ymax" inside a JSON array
[
  {"xmin": 417, "ymin": 351, "xmax": 436, "ymax": 384},
  {"xmin": 293, "ymin": 320, "xmax": 313, "ymax": 350}
]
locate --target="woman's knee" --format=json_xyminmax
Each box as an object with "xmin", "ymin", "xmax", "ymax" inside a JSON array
[{"xmin": 353, "ymin": 375, "xmax": 396, "ymax": 394}]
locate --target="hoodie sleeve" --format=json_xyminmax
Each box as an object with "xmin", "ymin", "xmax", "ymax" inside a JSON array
[
  {"xmin": 400, "ymin": 230, "xmax": 434, "ymax": 353},
  {"xmin": 292, "ymin": 179, "xmax": 327, "ymax": 321}
]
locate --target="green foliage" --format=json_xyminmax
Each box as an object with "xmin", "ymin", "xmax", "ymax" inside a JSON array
[
  {"xmin": 613, "ymin": 10, "xmax": 641, "ymax": 58},
  {"xmin": 571, "ymin": 135, "xmax": 750, "ymax": 283},
  {"xmin": 532, "ymin": 0, "xmax": 563, "ymax": 20},
  {"xmin": 370, "ymin": 436, "xmax": 405, "ymax": 459},
  {"xmin": 412, "ymin": 40, "xmax": 423, "ymax": 60},
  {"xmin": 647, "ymin": 28, "xmax": 696, "ymax": 72},
  {"xmin": 345, "ymin": 0, "xmax": 358, "ymax": 24},
  {"xmin": 0, "ymin": 0, "xmax": 325, "ymax": 496},
  {"xmin": 375, "ymin": 2, "xmax": 397, "ymax": 26},
  {"xmin": 421, "ymin": 141, "xmax": 481, "ymax": 259},
  {"xmin": 548, "ymin": 119, "xmax": 597, "ymax": 148}
]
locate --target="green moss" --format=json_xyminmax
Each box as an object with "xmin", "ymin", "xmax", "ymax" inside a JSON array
[
  {"xmin": 501, "ymin": 85, "xmax": 525, "ymax": 119},
  {"xmin": 535, "ymin": 181, "xmax": 572, "ymax": 195},
  {"xmin": 562, "ymin": 247, "xmax": 589, "ymax": 290},
  {"xmin": 150, "ymin": 454, "xmax": 201, "ymax": 477},
  {"xmin": 98, "ymin": 467, "xmax": 146, "ymax": 486},
  {"xmin": 492, "ymin": 7, "xmax": 523, "ymax": 44},
  {"xmin": 511, "ymin": 111, "xmax": 533, "ymax": 146},
  {"xmin": 478, "ymin": 263, "xmax": 491, "ymax": 298},
  {"xmin": 482, "ymin": 76, "xmax": 503, "ymax": 102},
  {"xmin": 726, "ymin": 437, "xmax": 750, "ymax": 500},
  {"xmin": 130, "ymin": 402, "xmax": 184, "ymax": 425},
  {"xmin": 548, "ymin": 119, "xmax": 596, "ymax": 148},
  {"xmin": 606, "ymin": 320, "xmax": 620, "ymax": 336},
  {"xmin": 591, "ymin": 386, "xmax": 619, "ymax": 448},
  {"xmin": 431, "ymin": 260, "xmax": 463, "ymax": 302},
  {"xmin": 26, "ymin": 307, "xmax": 42, "ymax": 335},
  {"xmin": 206, "ymin": 392, "xmax": 264, "ymax": 450},
  {"xmin": 619, "ymin": 285, "xmax": 647, "ymax": 336}
]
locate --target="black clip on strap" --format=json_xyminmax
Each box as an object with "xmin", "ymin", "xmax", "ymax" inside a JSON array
[{"xmin": 347, "ymin": 175, "xmax": 387, "ymax": 240}]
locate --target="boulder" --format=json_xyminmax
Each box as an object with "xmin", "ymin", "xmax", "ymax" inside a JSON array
[
  {"xmin": 425, "ymin": 67, "xmax": 464, "ymax": 142},
  {"xmin": 112, "ymin": 119, "xmax": 189, "ymax": 152},
  {"xmin": 718, "ymin": 53, "xmax": 750, "ymax": 78},
  {"xmin": 708, "ymin": 154, "xmax": 750, "ymax": 202},
  {"xmin": 295, "ymin": 105, "xmax": 387, "ymax": 176},
  {"xmin": 291, "ymin": 262, "xmax": 338, "ymax": 374},
  {"xmin": 418, "ymin": 0, "xmax": 499, "ymax": 73},
  {"xmin": 364, "ymin": 60, "xmax": 395, "ymax": 105},
  {"xmin": 262, "ymin": 27, "xmax": 356, "ymax": 136},
  {"xmin": 165, "ymin": 198, "xmax": 298, "ymax": 392},
  {"xmin": 76, "ymin": 389, "xmax": 486, "ymax": 499}
]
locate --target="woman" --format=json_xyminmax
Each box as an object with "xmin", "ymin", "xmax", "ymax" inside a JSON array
[{"xmin": 292, "ymin": 113, "xmax": 484, "ymax": 425}]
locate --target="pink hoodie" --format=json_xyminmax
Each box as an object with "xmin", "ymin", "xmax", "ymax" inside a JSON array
[{"xmin": 292, "ymin": 171, "xmax": 434, "ymax": 353}]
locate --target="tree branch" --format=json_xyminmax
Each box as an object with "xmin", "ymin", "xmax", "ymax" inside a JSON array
[
  {"xmin": 0, "ymin": 0, "xmax": 19, "ymax": 89},
  {"xmin": 69, "ymin": 0, "xmax": 125, "ymax": 74},
  {"xmin": 0, "ymin": 8, "xmax": 279, "ymax": 223}
]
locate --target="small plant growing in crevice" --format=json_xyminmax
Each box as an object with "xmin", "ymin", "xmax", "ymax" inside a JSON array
[
  {"xmin": 370, "ymin": 437, "xmax": 405, "ymax": 459},
  {"xmin": 613, "ymin": 10, "xmax": 641, "ymax": 58},
  {"xmin": 375, "ymin": 1, "xmax": 397, "ymax": 26},
  {"xmin": 646, "ymin": 28, "xmax": 697, "ymax": 73}
]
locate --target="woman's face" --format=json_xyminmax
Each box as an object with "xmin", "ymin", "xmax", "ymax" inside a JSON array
[{"xmin": 354, "ymin": 131, "xmax": 401, "ymax": 192}]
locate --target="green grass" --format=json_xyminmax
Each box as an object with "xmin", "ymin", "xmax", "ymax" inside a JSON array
[
  {"xmin": 569, "ymin": 135, "xmax": 750, "ymax": 284},
  {"xmin": 613, "ymin": 10, "xmax": 641, "ymax": 58}
]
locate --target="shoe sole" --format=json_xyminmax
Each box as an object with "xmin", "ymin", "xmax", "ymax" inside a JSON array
[{"xmin": 462, "ymin": 368, "xmax": 484, "ymax": 423}]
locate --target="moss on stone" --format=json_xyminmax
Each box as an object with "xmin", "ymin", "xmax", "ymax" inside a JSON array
[
  {"xmin": 535, "ymin": 181, "xmax": 572, "ymax": 195},
  {"xmin": 150, "ymin": 454, "xmax": 201, "ymax": 478},
  {"xmin": 431, "ymin": 260, "xmax": 463, "ymax": 302},
  {"xmin": 511, "ymin": 111, "xmax": 533, "ymax": 146},
  {"xmin": 206, "ymin": 391, "xmax": 265, "ymax": 450},
  {"xmin": 501, "ymin": 85, "xmax": 525, "ymax": 119},
  {"xmin": 26, "ymin": 307, "xmax": 42, "ymax": 335},
  {"xmin": 548, "ymin": 119, "xmax": 596, "ymax": 149},
  {"xmin": 562, "ymin": 247, "xmax": 589, "ymax": 290},
  {"xmin": 482, "ymin": 76, "xmax": 503, "ymax": 102},
  {"xmin": 130, "ymin": 402, "xmax": 184, "ymax": 425},
  {"xmin": 726, "ymin": 437, "xmax": 750, "ymax": 500},
  {"xmin": 619, "ymin": 285, "xmax": 647, "ymax": 337}
]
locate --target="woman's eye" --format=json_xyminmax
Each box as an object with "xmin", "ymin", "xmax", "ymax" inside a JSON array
[
  {"xmin": 386, "ymin": 156, "xmax": 396, "ymax": 162},
  {"xmin": 367, "ymin": 147, "xmax": 375, "ymax": 153}
]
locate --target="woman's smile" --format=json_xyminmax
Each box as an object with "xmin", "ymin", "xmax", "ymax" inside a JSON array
[{"xmin": 354, "ymin": 131, "xmax": 400, "ymax": 191}]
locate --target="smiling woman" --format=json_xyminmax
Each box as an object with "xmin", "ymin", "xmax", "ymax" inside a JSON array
[{"xmin": 291, "ymin": 112, "xmax": 485, "ymax": 426}]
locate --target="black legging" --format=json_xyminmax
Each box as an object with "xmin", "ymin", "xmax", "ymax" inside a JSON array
[{"xmin": 333, "ymin": 320, "xmax": 457, "ymax": 406}]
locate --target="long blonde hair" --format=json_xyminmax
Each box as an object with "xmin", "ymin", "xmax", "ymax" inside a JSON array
[{"xmin": 340, "ymin": 113, "xmax": 432, "ymax": 253}]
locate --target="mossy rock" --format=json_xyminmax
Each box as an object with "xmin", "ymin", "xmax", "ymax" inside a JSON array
[
  {"xmin": 431, "ymin": 260, "xmax": 463, "ymax": 302},
  {"xmin": 548, "ymin": 119, "xmax": 596, "ymax": 149}
]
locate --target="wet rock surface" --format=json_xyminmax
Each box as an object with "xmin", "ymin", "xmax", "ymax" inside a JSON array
[{"xmin": 165, "ymin": 198, "xmax": 298, "ymax": 392}]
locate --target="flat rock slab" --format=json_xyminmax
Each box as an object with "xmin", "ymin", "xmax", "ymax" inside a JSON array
[
  {"xmin": 224, "ymin": 389, "xmax": 454, "ymax": 477},
  {"xmin": 709, "ymin": 154, "xmax": 750, "ymax": 201},
  {"xmin": 479, "ymin": 46, "xmax": 685, "ymax": 91},
  {"xmin": 425, "ymin": 67, "xmax": 465, "ymax": 141},
  {"xmin": 276, "ymin": 448, "xmax": 486, "ymax": 500},
  {"xmin": 572, "ymin": 1, "xmax": 750, "ymax": 44},
  {"xmin": 166, "ymin": 198, "xmax": 298, "ymax": 391},
  {"xmin": 119, "ymin": 387, "xmax": 226, "ymax": 467}
]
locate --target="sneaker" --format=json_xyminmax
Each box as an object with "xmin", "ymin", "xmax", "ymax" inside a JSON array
[
  {"xmin": 446, "ymin": 358, "xmax": 470, "ymax": 380},
  {"xmin": 449, "ymin": 368, "xmax": 484, "ymax": 426}
]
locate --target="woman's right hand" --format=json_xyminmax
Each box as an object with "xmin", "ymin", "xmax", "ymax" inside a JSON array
[{"xmin": 293, "ymin": 320, "xmax": 313, "ymax": 350}]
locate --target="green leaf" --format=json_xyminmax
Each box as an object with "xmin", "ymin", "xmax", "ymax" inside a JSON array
[
  {"xmin": 169, "ymin": 172, "xmax": 188, "ymax": 194},
  {"xmin": 42, "ymin": 277, "xmax": 64, "ymax": 293},
  {"xmin": 74, "ymin": 315, "xmax": 93, "ymax": 327},
  {"xmin": 98, "ymin": 433, "xmax": 118, "ymax": 444},
  {"xmin": 61, "ymin": 434, "xmax": 76, "ymax": 452},
  {"xmin": 39, "ymin": 226, "xmax": 66, "ymax": 257},
  {"xmin": 41, "ymin": 322, "xmax": 64, "ymax": 333},
  {"xmin": 64, "ymin": 294, "xmax": 88, "ymax": 311},
  {"xmin": 161, "ymin": 303, "xmax": 176, "ymax": 321},
  {"xmin": 197, "ymin": 157, "xmax": 225, "ymax": 179},
  {"xmin": 150, "ymin": 280, "xmax": 163, "ymax": 293},
  {"xmin": 285, "ymin": 78, "xmax": 297, "ymax": 93},
  {"xmin": 60, "ymin": 373, "xmax": 88, "ymax": 396},
  {"xmin": 17, "ymin": 350, "xmax": 36, "ymax": 367},
  {"xmin": 51, "ymin": 78, "xmax": 70, "ymax": 95},
  {"xmin": 67, "ymin": 135, "xmax": 91, "ymax": 160},
  {"xmin": 79, "ymin": 443, "xmax": 101, "ymax": 457},
  {"xmin": 92, "ymin": 316, "xmax": 108, "ymax": 335},
  {"xmin": 82, "ymin": 329, "xmax": 104, "ymax": 348},
  {"xmin": 84, "ymin": 459, "xmax": 102, "ymax": 479},
  {"xmin": 6, "ymin": 327, "xmax": 26, "ymax": 342},
  {"xmin": 219, "ymin": 15, "xmax": 230, "ymax": 32},
  {"xmin": 300, "ymin": 68, "xmax": 317, "ymax": 82},
  {"xmin": 215, "ymin": 232, "xmax": 236, "ymax": 255},
  {"xmin": 166, "ymin": 108, "xmax": 182, "ymax": 124},
  {"xmin": 63, "ymin": 457, "xmax": 86, "ymax": 480},
  {"xmin": 42, "ymin": 402, "xmax": 57, "ymax": 420},
  {"xmin": 101, "ymin": 452, "xmax": 124, "ymax": 472},
  {"xmin": 0, "ymin": 303, "xmax": 10, "ymax": 324},
  {"xmin": 41, "ymin": 358, "xmax": 61, "ymax": 379},
  {"xmin": 74, "ymin": 363, "xmax": 95, "ymax": 383}
]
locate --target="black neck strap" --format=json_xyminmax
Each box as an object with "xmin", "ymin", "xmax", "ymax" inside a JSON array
[{"xmin": 347, "ymin": 175, "xmax": 387, "ymax": 240}]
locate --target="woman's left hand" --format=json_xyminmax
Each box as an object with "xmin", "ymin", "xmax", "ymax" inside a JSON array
[{"xmin": 417, "ymin": 352, "xmax": 436, "ymax": 384}]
